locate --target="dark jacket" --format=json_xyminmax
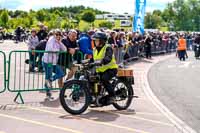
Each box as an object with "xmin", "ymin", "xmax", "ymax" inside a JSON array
[
  {"xmin": 108, "ymin": 37, "xmax": 121, "ymax": 48},
  {"xmin": 35, "ymin": 40, "xmax": 47, "ymax": 50},
  {"xmin": 145, "ymin": 37, "xmax": 152, "ymax": 49},
  {"xmin": 15, "ymin": 27, "xmax": 22, "ymax": 36},
  {"xmin": 195, "ymin": 36, "xmax": 200, "ymax": 44},
  {"xmin": 62, "ymin": 37, "xmax": 78, "ymax": 49},
  {"xmin": 37, "ymin": 30, "xmax": 48, "ymax": 41},
  {"xmin": 58, "ymin": 37, "xmax": 79, "ymax": 67}
]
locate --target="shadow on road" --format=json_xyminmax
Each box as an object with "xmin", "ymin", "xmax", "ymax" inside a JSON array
[
  {"xmin": 0, "ymin": 97, "xmax": 61, "ymax": 110},
  {"xmin": 59, "ymin": 109, "xmax": 119, "ymax": 122},
  {"xmin": 108, "ymin": 109, "xmax": 136, "ymax": 115},
  {"xmin": 40, "ymin": 97, "xmax": 60, "ymax": 108},
  {"xmin": 127, "ymin": 58, "xmax": 153, "ymax": 66}
]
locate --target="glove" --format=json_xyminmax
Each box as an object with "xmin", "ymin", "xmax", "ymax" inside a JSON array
[
  {"xmin": 88, "ymin": 63, "xmax": 95, "ymax": 68},
  {"xmin": 94, "ymin": 60, "xmax": 102, "ymax": 66}
]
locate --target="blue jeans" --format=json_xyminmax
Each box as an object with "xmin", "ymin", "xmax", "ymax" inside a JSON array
[
  {"xmin": 178, "ymin": 50, "xmax": 186, "ymax": 61},
  {"xmin": 29, "ymin": 52, "xmax": 36, "ymax": 71},
  {"xmin": 43, "ymin": 62, "xmax": 65, "ymax": 81}
]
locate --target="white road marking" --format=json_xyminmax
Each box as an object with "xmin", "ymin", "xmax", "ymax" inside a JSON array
[{"xmin": 168, "ymin": 63, "xmax": 200, "ymax": 69}]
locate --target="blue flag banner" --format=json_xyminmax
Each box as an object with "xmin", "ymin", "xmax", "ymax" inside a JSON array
[{"xmin": 133, "ymin": 0, "xmax": 146, "ymax": 34}]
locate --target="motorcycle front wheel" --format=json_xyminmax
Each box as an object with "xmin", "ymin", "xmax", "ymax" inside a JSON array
[{"xmin": 60, "ymin": 80, "xmax": 90, "ymax": 115}]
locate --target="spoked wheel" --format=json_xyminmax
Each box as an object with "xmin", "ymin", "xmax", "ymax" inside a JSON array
[
  {"xmin": 59, "ymin": 80, "xmax": 90, "ymax": 115},
  {"xmin": 112, "ymin": 79, "xmax": 134, "ymax": 110}
]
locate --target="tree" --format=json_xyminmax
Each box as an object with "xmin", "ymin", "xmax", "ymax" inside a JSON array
[
  {"xmin": 20, "ymin": 12, "xmax": 28, "ymax": 18},
  {"xmin": 1, "ymin": 6, "xmax": 108, "ymax": 31},
  {"xmin": 144, "ymin": 12, "xmax": 163, "ymax": 29},
  {"xmin": 54, "ymin": 9, "xmax": 62, "ymax": 16},
  {"xmin": 158, "ymin": 0, "xmax": 200, "ymax": 31},
  {"xmin": 81, "ymin": 10, "xmax": 95, "ymax": 24},
  {"xmin": 153, "ymin": 10, "xmax": 162, "ymax": 16},
  {"xmin": 46, "ymin": 14, "xmax": 61, "ymax": 29},
  {"xmin": 99, "ymin": 21, "xmax": 113, "ymax": 29},
  {"xmin": 11, "ymin": 10, "xmax": 25, "ymax": 18},
  {"xmin": 0, "ymin": 10, "xmax": 9, "ymax": 28},
  {"xmin": 36, "ymin": 10, "xmax": 46, "ymax": 22},
  {"xmin": 61, "ymin": 19, "xmax": 70, "ymax": 29},
  {"xmin": 188, "ymin": 0, "xmax": 200, "ymax": 31}
]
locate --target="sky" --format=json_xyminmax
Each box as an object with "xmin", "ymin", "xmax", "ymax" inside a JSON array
[{"xmin": 0, "ymin": 0, "xmax": 175, "ymax": 14}]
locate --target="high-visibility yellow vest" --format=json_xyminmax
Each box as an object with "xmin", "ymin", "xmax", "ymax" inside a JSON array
[{"xmin": 93, "ymin": 44, "xmax": 118, "ymax": 73}]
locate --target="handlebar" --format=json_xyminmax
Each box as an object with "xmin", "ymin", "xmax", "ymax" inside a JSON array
[{"xmin": 73, "ymin": 59, "xmax": 96, "ymax": 71}]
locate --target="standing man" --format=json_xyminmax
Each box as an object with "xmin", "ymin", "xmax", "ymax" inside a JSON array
[
  {"xmin": 57, "ymin": 29, "xmax": 79, "ymax": 88},
  {"xmin": 177, "ymin": 34, "xmax": 187, "ymax": 61},
  {"xmin": 144, "ymin": 34, "xmax": 152, "ymax": 59},
  {"xmin": 78, "ymin": 30, "xmax": 94, "ymax": 59},
  {"xmin": 15, "ymin": 26, "xmax": 22, "ymax": 43},
  {"xmin": 37, "ymin": 24, "xmax": 48, "ymax": 42}
]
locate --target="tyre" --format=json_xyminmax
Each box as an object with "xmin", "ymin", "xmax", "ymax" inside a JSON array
[
  {"xmin": 112, "ymin": 79, "xmax": 134, "ymax": 110},
  {"xmin": 59, "ymin": 80, "xmax": 90, "ymax": 115}
]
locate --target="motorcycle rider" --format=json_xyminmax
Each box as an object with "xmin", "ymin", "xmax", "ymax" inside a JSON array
[{"xmin": 91, "ymin": 31, "xmax": 118, "ymax": 103}]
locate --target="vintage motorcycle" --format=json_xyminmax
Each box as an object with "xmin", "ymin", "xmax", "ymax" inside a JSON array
[{"xmin": 59, "ymin": 60, "xmax": 134, "ymax": 115}]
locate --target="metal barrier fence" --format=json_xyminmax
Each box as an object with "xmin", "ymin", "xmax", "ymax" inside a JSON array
[
  {"xmin": 115, "ymin": 41, "xmax": 178, "ymax": 64},
  {"xmin": 0, "ymin": 41, "xmax": 180, "ymax": 103},
  {"xmin": 7, "ymin": 50, "xmax": 83, "ymax": 103},
  {"xmin": 0, "ymin": 51, "xmax": 6, "ymax": 93},
  {"xmin": 114, "ymin": 44, "xmax": 140, "ymax": 64}
]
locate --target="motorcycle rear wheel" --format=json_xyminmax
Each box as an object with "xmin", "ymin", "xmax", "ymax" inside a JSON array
[{"xmin": 112, "ymin": 79, "xmax": 134, "ymax": 110}]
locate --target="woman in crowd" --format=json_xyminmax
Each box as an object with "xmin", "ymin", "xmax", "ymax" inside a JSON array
[
  {"xmin": 42, "ymin": 29, "xmax": 67, "ymax": 99},
  {"xmin": 117, "ymin": 32, "xmax": 127, "ymax": 63},
  {"xmin": 108, "ymin": 31, "xmax": 120, "ymax": 63}
]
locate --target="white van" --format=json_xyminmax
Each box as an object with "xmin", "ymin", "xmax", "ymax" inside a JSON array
[{"xmin": 120, "ymin": 20, "xmax": 132, "ymax": 27}]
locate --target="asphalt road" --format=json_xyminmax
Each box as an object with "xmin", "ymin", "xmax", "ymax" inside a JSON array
[{"xmin": 148, "ymin": 52, "xmax": 200, "ymax": 133}]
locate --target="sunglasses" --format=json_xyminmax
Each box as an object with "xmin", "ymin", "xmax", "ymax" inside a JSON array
[{"xmin": 55, "ymin": 34, "xmax": 61, "ymax": 36}]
